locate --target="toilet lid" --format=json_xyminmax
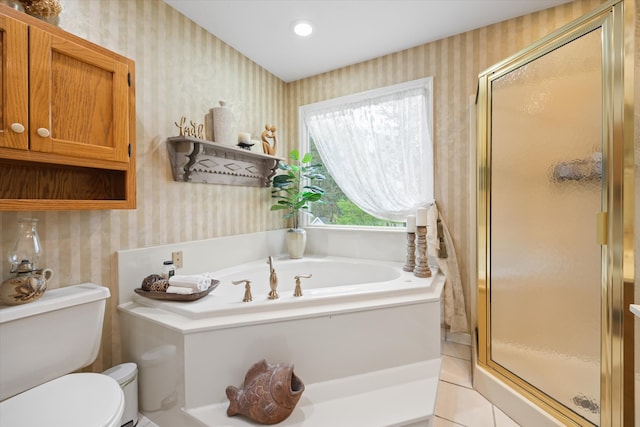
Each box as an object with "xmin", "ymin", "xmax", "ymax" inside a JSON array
[{"xmin": 0, "ymin": 373, "xmax": 124, "ymax": 427}]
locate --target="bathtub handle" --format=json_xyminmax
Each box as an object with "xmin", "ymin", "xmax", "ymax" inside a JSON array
[
  {"xmin": 293, "ymin": 274, "xmax": 312, "ymax": 297},
  {"xmin": 232, "ymin": 279, "xmax": 253, "ymax": 302}
]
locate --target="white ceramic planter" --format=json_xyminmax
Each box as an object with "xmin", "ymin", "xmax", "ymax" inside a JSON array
[{"xmin": 286, "ymin": 228, "xmax": 307, "ymax": 259}]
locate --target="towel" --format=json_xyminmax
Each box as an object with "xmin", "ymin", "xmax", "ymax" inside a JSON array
[
  {"xmin": 166, "ymin": 286, "xmax": 194, "ymax": 295},
  {"xmin": 169, "ymin": 273, "xmax": 214, "ymax": 292}
]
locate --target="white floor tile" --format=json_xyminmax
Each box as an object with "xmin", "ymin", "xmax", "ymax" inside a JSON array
[
  {"xmin": 433, "ymin": 415, "xmax": 465, "ymax": 426},
  {"xmin": 439, "ymin": 355, "xmax": 472, "ymax": 388},
  {"xmin": 137, "ymin": 414, "xmax": 159, "ymax": 427},
  {"xmin": 435, "ymin": 381, "xmax": 495, "ymax": 427},
  {"xmin": 442, "ymin": 341, "xmax": 471, "ymax": 361},
  {"xmin": 494, "ymin": 406, "xmax": 521, "ymax": 427}
]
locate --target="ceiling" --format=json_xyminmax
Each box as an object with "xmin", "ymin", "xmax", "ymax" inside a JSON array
[{"xmin": 163, "ymin": 0, "xmax": 573, "ymax": 82}]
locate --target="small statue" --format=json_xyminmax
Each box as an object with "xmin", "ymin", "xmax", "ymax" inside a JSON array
[
  {"xmin": 226, "ymin": 359, "xmax": 304, "ymax": 425},
  {"xmin": 261, "ymin": 124, "xmax": 277, "ymax": 155}
]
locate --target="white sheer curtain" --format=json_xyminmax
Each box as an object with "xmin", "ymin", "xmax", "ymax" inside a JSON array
[{"xmin": 302, "ymin": 78, "xmax": 434, "ymax": 222}]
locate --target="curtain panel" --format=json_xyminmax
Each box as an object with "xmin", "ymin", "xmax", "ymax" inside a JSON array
[{"xmin": 302, "ymin": 78, "xmax": 434, "ymax": 222}]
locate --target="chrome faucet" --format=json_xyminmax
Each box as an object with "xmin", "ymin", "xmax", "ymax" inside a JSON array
[{"xmin": 267, "ymin": 256, "xmax": 278, "ymax": 299}]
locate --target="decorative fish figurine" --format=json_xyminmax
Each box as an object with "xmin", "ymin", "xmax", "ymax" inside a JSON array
[{"xmin": 226, "ymin": 359, "xmax": 305, "ymax": 425}]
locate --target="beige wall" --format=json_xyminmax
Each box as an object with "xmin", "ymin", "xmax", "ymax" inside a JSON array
[
  {"xmin": 286, "ymin": 0, "xmax": 606, "ymax": 331},
  {"xmin": 0, "ymin": 0, "xmax": 606, "ymax": 370},
  {"xmin": 0, "ymin": 0, "xmax": 287, "ymax": 370}
]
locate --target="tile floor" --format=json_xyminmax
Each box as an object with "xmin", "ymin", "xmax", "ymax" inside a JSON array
[
  {"xmin": 136, "ymin": 415, "xmax": 158, "ymax": 427},
  {"xmin": 137, "ymin": 339, "xmax": 521, "ymax": 427},
  {"xmin": 435, "ymin": 339, "xmax": 520, "ymax": 427}
]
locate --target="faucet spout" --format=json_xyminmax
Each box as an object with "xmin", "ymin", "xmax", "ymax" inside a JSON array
[{"xmin": 267, "ymin": 256, "xmax": 278, "ymax": 299}]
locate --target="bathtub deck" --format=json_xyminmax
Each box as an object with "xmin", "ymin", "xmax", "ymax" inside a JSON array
[{"xmin": 184, "ymin": 359, "xmax": 440, "ymax": 427}]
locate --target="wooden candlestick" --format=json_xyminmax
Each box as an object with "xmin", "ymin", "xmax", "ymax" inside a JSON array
[
  {"xmin": 414, "ymin": 225, "xmax": 431, "ymax": 278},
  {"xmin": 403, "ymin": 232, "xmax": 416, "ymax": 272}
]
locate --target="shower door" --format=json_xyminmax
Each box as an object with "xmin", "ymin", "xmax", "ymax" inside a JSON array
[
  {"xmin": 491, "ymin": 28, "xmax": 602, "ymax": 425},
  {"xmin": 477, "ymin": 1, "xmax": 633, "ymax": 426}
]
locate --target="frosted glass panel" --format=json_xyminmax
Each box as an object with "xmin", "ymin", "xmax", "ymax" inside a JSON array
[{"xmin": 490, "ymin": 29, "xmax": 602, "ymax": 425}]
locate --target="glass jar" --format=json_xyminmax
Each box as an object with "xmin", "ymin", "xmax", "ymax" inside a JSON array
[{"xmin": 8, "ymin": 218, "xmax": 42, "ymax": 273}]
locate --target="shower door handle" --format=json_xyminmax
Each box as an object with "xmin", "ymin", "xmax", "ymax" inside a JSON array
[{"xmin": 596, "ymin": 212, "xmax": 607, "ymax": 245}]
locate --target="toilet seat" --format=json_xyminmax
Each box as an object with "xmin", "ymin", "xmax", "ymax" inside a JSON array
[{"xmin": 0, "ymin": 373, "xmax": 124, "ymax": 427}]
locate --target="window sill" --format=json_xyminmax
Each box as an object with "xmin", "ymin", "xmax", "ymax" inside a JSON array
[{"xmin": 304, "ymin": 224, "xmax": 407, "ymax": 233}]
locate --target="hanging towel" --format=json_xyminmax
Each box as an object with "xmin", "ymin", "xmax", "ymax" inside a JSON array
[
  {"xmin": 169, "ymin": 273, "xmax": 214, "ymax": 292},
  {"xmin": 428, "ymin": 203, "xmax": 469, "ymax": 334}
]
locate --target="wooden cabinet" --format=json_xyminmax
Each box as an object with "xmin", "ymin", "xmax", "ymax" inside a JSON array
[{"xmin": 0, "ymin": 6, "xmax": 136, "ymax": 210}]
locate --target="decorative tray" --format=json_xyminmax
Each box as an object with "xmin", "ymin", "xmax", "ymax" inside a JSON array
[{"xmin": 134, "ymin": 280, "xmax": 219, "ymax": 302}]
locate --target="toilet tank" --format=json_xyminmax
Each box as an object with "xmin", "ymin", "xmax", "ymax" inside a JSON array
[{"xmin": 0, "ymin": 283, "xmax": 110, "ymax": 401}]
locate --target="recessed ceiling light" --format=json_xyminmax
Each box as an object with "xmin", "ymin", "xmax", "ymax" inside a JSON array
[{"xmin": 292, "ymin": 20, "xmax": 313, "ymax": 37}]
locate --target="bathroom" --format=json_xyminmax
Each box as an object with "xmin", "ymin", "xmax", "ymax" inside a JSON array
[{"xmin": 0, "ymin": 0, "xmax": 638, "ymax": 426}]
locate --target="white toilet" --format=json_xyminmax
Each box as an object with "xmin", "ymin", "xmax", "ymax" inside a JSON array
[{"xmin": 0, "ymin": 283, "xmax": 125, "ymax": 427}]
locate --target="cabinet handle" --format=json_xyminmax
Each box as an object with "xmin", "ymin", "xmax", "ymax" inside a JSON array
[
  {"xmin": 10, "ymin": 123, "xmax": 25, "ymax": 133},
  {"xmin": 37, "ymin": 128, "xmax": 50, "ymax": 138}
]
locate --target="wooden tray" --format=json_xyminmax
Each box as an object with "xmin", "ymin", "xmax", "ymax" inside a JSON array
[{"xmin": 134, "ymin": 279, "xmax": 219, "ymax": 302}]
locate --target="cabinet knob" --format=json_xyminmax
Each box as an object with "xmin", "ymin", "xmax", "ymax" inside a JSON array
[
  {"xmin": 10, "ymin": 123, "xmax": 25, "ymax": 133},
  {"xmin": 36, "ymin": 128, "xmax": 50, "ymax": 138}
]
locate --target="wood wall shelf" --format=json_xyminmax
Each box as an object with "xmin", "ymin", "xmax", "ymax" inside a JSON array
[{"xmin": 166, "ymin": 136, "xmax": 282, "ymax": 187}]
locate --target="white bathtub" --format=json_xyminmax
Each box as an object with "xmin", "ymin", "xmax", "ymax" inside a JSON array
[
  {"xmin": 117, "ymin": 233, "xmax": 444, "ymax": 427},
  {"xmin": 129, "ymin": 256, "xmax": 435, "ymax": 324}
]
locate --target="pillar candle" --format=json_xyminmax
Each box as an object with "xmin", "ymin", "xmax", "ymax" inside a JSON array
[
  {"xmin": 406, "ymin": 215, "xmax": 416, "ymax": 233},
  {"xmin": 416, "ymin": 207, "xmax": 428, "ymax": 226},
  {"xmin": 238, "ymin": 132, "xmax": 251, "ymax": 143}
]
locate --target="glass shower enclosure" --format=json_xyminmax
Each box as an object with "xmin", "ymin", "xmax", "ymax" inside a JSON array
[{"xmin": 476, "ymin": 1, "xmax": 634, "ymax": 425}]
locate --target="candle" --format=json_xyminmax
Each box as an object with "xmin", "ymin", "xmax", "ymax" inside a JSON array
[
  {"xmin": 238, "ymin": 132, "xmax": 251, "ymax": 143},
  {"xmin": 416, "ymin": 207, "xmax": 428, "ymax": 226},
  {"xmin": 406, "ymin": 215, "xmax": 416, "ymax": 233}
]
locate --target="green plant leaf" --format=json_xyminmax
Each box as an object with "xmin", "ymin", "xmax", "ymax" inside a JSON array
[
  {"xmin": 304, "ymin": 173, "xmax": 325, "ymax": 180},
  {"xmin": 302, "ymin": 192, "xmax": 322, "ymax": 202},
  {"xmin": 302, "ymin": 152, "xmax": 312, "ymax": 163},
  {"xmin": 304, "ymin": 185, "xmax": 325, "ymax": 194},
  {"xmin": 270, "ymin": 205, "xmax": 290, "ymax": 211},
  {"xmin": 289, "ymin": 149, "xmax": 300, "ymax": 161}
]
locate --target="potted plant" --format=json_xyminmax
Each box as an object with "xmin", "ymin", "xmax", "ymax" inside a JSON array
[{"xmin": 271, "ymin": 149, "xmax": 325, "ymax": 258}]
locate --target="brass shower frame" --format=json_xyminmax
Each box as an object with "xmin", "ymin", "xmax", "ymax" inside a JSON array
[{"xmin": 476, "ymin": 1, "xmax": 634, "ymax": 425}]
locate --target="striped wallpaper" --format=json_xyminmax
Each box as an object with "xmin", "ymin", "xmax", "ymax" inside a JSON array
[
  {"xmin": 0, "ymin": 0, "xmax": 608, "ymax": 370},
  {"xmin": 286, "ymin": 0, "xmax": 607, "ymax": 335}
]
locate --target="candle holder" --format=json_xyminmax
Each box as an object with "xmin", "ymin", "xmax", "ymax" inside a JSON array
[
  {"xmin": 402, "ymin": 232, "xmax": 416, "ymax": 272},
  {"xmin": 414, "ymin": 225, "xmax": 431, "ymax": 278}
]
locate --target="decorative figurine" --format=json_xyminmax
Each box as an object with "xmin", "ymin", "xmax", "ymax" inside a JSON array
[
  {"xmin": 261, "ymin": 124, "xmax": 278, "ymax": 155},
  {"xmin": 226, "ymin": 359, "xmax": 305, "ymax": 425}
]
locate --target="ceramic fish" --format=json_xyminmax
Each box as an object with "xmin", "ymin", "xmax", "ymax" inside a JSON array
[{"xmin": 226, "ymin": 359, "xmax": 305, "ymax": 425}]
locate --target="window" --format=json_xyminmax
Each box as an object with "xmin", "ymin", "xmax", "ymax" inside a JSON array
[{"xmin": 299, "ymin": 77, "xmax": 434, "ymax": 227}]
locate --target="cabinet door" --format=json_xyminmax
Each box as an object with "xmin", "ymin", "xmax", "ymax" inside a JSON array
[
  {"xmin": 0, "ymin": 14, "xmax": 28, "ymax": 150},
  {"xmin": 29, "ymin": 26, "xmax": 130, "ymax": 163}
]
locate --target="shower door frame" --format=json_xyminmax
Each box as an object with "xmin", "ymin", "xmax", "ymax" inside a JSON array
[{"xmin": 476, "ymin": 1, "xmax": 634, "ymax": 426}]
